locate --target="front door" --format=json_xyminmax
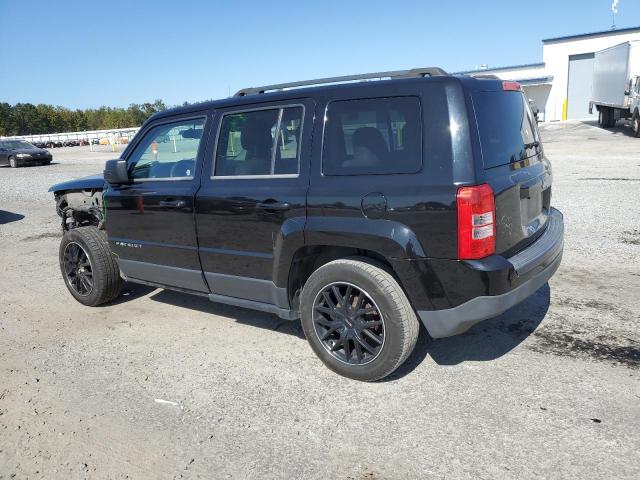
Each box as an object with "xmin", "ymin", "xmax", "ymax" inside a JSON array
[
  {"xmin": 104, "ymin": 113, "xmax": 210, "ymax": 292},
  {"xmin": 195, "ymin": 100, "xmax": 314, "ymax": 308}
]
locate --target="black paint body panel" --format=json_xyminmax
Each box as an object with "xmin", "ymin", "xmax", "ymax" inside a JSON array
[{"xmin": 61, "ymin": 74, "xmax": 562, "ymax": 319}]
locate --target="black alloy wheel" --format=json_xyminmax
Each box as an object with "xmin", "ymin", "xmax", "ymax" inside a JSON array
[
  {"xmin": 313, "ymin": 282, "xmax": 385, "ymax": 365},
  {"xmin": 63, "ymin": 241, "xmax": 94, "ymax": 296}
]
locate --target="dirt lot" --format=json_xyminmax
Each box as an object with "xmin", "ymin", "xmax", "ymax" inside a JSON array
[{"xmin": 1, "ymin": 121, "xmax": 639, "ymax": 479}]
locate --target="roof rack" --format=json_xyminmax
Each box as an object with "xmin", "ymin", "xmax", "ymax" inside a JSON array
[
  {"xmin": 234, "ymin": 67, "xmax": 447, "ymax": 97},
  {"xmin": 469, "ymin": 74, "xmax": 501, "ymax": 80}
]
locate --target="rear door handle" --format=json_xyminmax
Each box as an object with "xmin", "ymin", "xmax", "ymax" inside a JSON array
[
  {"xmin": 159, "ymin": 199, "xmax": 186, "ymax": 208},
  {"xmin": 256, "ymin": 201, "xmax": 291, "ymax": 212}
]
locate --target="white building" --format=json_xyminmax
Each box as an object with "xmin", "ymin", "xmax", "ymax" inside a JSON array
[{"xmin": 459, "ymin": 26, "xmax": 640, "ymax": 121}]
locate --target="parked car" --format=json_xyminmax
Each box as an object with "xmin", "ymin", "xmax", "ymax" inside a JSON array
[
  {"xmin": 49, "ymin": 68, "xmax": 564, "ymax": 381},
  {"xmin": 0, "ymin": 140, "xmax": 52, "ymax": 167}
]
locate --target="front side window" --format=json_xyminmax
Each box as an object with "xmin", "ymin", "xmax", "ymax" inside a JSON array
[
  {"xmin": 0, "ymin": 140, "xmax": 35, "ymax": 150},
  {"xmin": 214, "ymin": 106, "xmax": 303, "ymax": 177},
  {"xmin": 128, "ymin": 117, "xmax": 205, "ymax": 180},
  {"xmin": 322, "ymin": 97, "xmax": 422, "ymax": 175}
]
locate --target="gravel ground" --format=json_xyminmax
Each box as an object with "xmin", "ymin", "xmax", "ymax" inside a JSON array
[{"xmin": 0, "ymin": 121, "xmax": 639, "ymax": 479}]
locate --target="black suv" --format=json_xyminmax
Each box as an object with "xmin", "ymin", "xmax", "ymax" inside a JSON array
[{"xmin": 50, "ymin": 68, "xmax": 563, "ymax": 381}]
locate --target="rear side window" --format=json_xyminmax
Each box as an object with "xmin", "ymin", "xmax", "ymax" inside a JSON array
[
  {"xmin": 473, "ymin": 91, "xmax": 540, "ymax": 169},
  {"xmin": 322, "ymin": 97, "xmax": 422, "ymax": 175},
  {"xmin": 214, "ymin": 106, "xmax": 303, "ymax": 177}
]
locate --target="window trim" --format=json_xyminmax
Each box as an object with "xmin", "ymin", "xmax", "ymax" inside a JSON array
[
  {"xmin": 320, "ymin": 95, "xmax": 424, "ymax": 177},
  {"xmin": 210, "ymin": 103, "xmax": 306, "ymax": 180},
  {"xmin": 126, "ymin": 115, "xmax": 208, "ymax": 183}
]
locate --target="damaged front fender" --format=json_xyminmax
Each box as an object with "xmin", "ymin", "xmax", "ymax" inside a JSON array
[{"xmin": 50, "ymin": 174, "xmax": 105, "ymax": 232}]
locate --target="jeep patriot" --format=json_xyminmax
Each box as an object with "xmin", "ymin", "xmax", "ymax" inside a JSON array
[{"xmin": 50, "ymin": 68, "xmax": 564, "ymax": 381}]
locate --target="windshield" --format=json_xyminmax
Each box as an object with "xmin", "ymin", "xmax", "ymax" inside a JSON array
[
  {"xmin": 0, "ymin": 140, "xmax": 36, "ymax": 150},
  {"xmin": 473, "ymin": 91, "xmax": 540, "ymax": 169}
]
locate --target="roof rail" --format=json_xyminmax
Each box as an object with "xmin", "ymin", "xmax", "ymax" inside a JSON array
[
  {"xmin": 234, "ymin": 67, "xmax": 448, "ymax": 97},
  {"xmin": 469, "ymin": 74, "xmax": 501, "ymax": 80}
]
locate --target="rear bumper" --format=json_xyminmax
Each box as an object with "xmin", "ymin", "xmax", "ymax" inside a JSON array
[{"xmin": 415, "ymin": 208, "xmax": 564, "ymax": 338}]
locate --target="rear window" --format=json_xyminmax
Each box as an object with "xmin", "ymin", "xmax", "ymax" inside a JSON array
[
  {"xmin": 322, "ymin": 97, "xmax": 422, "ymax": 175},
  {"xmin": 473, "ymin": 91, "xmax": 540, "ymax": 169}
]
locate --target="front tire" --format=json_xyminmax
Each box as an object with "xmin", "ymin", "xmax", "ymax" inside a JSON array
[
  {"xmin": 300, "ymin": 258, "xmax": 419, "ymax": 381},
  {"xmin": 59, "ymin": 227, "xmax": 122, "ymax": 306},
  {"xmin": 632, "ymin": 113, "xmax": 640, "ymax": 138},
  {"xmin": 9, "ymin": 156, "xmax": 18, "ymax": 168}
]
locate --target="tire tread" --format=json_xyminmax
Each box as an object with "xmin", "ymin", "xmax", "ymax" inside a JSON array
[
  {"xmin": 60, "ymin": 226, "xmax": 121, "ymax": 306},
  {"xmin": 301, "ymin": 257, "xmax": 420, "ymax": 381}
]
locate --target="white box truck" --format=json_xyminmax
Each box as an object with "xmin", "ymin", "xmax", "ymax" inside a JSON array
[{"xmin": 589, "ymin": 41, "xmax": 640, "ymax": 136}]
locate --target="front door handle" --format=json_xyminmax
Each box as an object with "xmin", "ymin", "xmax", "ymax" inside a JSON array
[
  {"xmin": 256, "ymin": 200, "xmax": 291, "ymax": 212},
  {"xmin": 159, "ymin": 199, "xmax": 186, "ymax": 208}
]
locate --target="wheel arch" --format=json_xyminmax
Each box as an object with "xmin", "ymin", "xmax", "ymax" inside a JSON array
[
  {"xmin": 284, "ymin": 244, "xmax": 402, "ymax": 310},
  {"xmin": 273, "ymin": 217, "xmax": 427, "ymax": 309}
]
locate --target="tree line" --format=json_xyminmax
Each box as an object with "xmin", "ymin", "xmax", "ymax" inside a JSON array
[{"xmin": 0, "ymin": 99, "xmax": 170, "ymax": 137}]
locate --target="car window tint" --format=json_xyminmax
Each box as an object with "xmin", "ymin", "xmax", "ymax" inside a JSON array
[
  {"xmin": 215, "ymin": 106, "xmax": 303, "ymax": 177},
  {"xmin": 274, "ymin": 107, "xmax": 303, "ymax": 175},
  {"xmin": 473, "ymin": 91, "xmax": 538, "ymax": 168},
  {"xmin": 128, "ymin": 118, "xmax": 205, "ymax": 180},
  {"xmin": 322, "ymin": 97, "xmax": 422, "ymax": 175}
]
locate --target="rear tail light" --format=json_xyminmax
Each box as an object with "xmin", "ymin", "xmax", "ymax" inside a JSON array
[
  {"xmin": 502, "ymin": 81, "xmax": 522, "ymax": 91},
  {"xmin": 457, "ymin": 184, "xmax": 496, "ymax": 259}
]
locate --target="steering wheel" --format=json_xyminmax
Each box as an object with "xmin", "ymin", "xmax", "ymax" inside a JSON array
[{"xmin": 170, "ymin": 159, "xmax": 195, "ymax": 178}]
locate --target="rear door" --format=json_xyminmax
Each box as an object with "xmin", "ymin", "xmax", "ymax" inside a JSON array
[
  {"xmin": 104, "ymin": 113, "xmax": 210, "ymax": 292},
  {"xmin": 472, "ymin": 88, "xmax": 552, "ymax": 256},
  {"xmin": 195, "ymin": 100, "xmax": 313, "ymax": 307}
]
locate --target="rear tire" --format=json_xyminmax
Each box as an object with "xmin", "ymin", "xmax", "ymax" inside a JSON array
[
  {"xmin": 599, "ymin": 108, "xmax": 615, "ymax": 128},
  {"xmin": 300, "ymin": 258, "xmax": 419, "ymax": 381},
  {"xmin": 59, "ymin": 227, "xmax": 122, "ymax": 306}
]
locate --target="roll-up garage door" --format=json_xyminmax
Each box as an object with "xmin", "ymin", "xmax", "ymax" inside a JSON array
[{"xmin": 567, "ymin": 52, "xmax": 596, "ymax": 119}]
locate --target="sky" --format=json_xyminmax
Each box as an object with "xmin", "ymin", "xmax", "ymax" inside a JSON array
[{"xmin": 1, "ymin": 0, "xmax": 639, "ymax": 109}]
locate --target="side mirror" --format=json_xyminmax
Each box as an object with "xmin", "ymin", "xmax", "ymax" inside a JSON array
[{"xmin": 104, "ymin": 159, "xmax": 130, "ymax": 185}]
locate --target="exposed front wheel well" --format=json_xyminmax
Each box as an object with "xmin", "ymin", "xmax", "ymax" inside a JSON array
[
  {"xmin": 287, "ymin": 245, "xmax": 397, "ymax": 309},
  {"xmin": 54, "ymin": 188, "xmax": 103, "ymax": 232}
]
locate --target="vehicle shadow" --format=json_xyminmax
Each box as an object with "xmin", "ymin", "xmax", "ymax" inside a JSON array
[
  {"xmin": 386, "ymin": 283, "xmax": 551, "ymax": 380},
  {"xmin": 148, "ymin": 288, "xmax": 306, "ymax": 339},
  {"xmin": 113, "ymin": 281, "xmax": 550, "ymax": 379},
  {"xmin": 582, "ymin": 119, "xmax": 637, "ymax": 137},
  {"xmin": 0, "ymin": 210, "xmax": 25, "ymax": 225},
  {"xmin": 102, "ymin": 282, "xmax": 157, "ymax": 306}
]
